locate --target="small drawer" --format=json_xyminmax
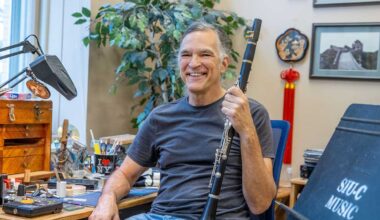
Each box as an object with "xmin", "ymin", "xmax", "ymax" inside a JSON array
[
  {"xmin": 0, "ymin": 100, "xmax": 52, "ymax": 123},
  {"xmin": 0, "ymin": 155, "xmax": 44, "ymax": 174},
  {"xmin": 3, "ymin": 124, "xmax": 45, "ymax": 132},
  {"xmin": 3, "ymin": 146, "xmax": 44, "ymax": 157},
  {"xmin": 2, "ymin": 124, "xmax": 47, "ymax": 139}
]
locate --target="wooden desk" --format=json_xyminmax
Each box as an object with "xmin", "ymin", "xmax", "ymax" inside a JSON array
[
  {"xmin": 276, "ymin": 186, "xmax": 291, "ymax": 200},
  {"xmin": 289, "ymin": 177, "xmax": 308, "ymax": 208},
  {"xmin": 275, "ymin": 187, "xmax": 291, "ymax": 220},
  {"xmin": 0, "ymin": 193, "xmax": 157, "ymax": 220},
  {"xmin": 0, "ymin": 187, "xmax": 292, "ymax": 220}
]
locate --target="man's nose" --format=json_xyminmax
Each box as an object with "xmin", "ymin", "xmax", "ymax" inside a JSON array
[{"xmin": 189, "ymin": 55, "xmax": 201, "ymax": 68}]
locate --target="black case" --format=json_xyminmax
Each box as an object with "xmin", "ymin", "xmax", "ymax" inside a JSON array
[{"xmin": 2, "ymin": 198, "xmax": 63, "ymax": 217}]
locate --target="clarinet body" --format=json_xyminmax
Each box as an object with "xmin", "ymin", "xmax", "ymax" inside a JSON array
[{"xmin": 200, "ymin": 19, "xmax": 262, "ymax": 220}]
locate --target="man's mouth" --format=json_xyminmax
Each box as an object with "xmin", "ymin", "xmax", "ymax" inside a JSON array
[{"xmin": 186, "ymin": 72, "xmax": 206, "ymax": 77}]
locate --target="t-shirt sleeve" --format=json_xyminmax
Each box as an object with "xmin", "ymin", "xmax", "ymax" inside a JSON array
[
  {"xmin": 252, "ymin": 103, "xmax": 275, "ymax": 159},
  {"xmin": 127, "ymin": 112, "xmax": 159, "ymax": 167}
]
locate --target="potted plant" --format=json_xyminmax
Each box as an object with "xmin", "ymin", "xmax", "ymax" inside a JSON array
[{"xmin": 73, "ymin": 0, "xmax": 247, "ymax": 127}]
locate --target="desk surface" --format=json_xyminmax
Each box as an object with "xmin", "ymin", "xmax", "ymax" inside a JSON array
[{"xmin": 0, "ymin": 193, "xmax": 157, "ymax": 220}]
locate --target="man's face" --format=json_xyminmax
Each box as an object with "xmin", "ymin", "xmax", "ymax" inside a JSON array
[{"xmin": 179, "ymin": 30, "xmax": 228, "ymax": 96}]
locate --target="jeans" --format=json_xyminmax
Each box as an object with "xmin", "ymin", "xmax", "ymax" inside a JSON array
[{"xmin": 126, "ymin": 213, "xmax": 186, "ymax": 220}]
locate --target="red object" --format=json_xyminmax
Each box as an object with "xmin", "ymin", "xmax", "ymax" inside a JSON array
[
  {"xmin": 4, "ymin": 179, "xmax": 11, "ymax": 189},
  {"xmin": 102, "ymin": 159, "xmax": 111, "ymax": 166},
  {"xmin": 281, "ymin": 68, "xmax": 300, "ymax": 164}
]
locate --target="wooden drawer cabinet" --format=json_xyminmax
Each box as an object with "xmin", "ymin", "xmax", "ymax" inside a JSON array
[{"xmin": 0, "ymin": 100, "xmax": 52, "ymax": 174}]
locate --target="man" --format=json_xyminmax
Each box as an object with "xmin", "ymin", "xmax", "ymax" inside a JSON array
[{"xmin": 90, "ymin": 21, "xmax": 276, "ymax": 220}]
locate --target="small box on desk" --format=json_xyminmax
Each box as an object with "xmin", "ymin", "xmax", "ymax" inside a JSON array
[{"xmin": 94, "ymin": 154, "xmax": 116, "ymax": 175}]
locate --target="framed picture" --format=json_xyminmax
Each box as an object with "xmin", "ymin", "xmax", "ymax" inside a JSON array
[
  {"xmin": 310, "ymin": 23, "xmax": 380, "ymax": 80},
  {"xmin": 314, "ymin": 0, "xmax": 380, "ymax": 7},
  {"xmin": 275, "ymin": 28, "xmax": 309, "ymax": 63}
]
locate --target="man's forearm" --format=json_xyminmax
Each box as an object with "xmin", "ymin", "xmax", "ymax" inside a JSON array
[
  {"xmin": 101, "ymin": 169, "xmax": 132, "ymax": 202},
  {"xmin": 100, "ymin": 156, "xmax": 148, "ymax": 202},
  {"xmin": 240, "ymin": 128, "xmax": 276, "ymax": 214}
]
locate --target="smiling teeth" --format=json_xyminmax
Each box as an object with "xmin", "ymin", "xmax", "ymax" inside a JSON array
[{"xmin": 189, "ymin": 72, "xmax": 203, "ymax": 76}]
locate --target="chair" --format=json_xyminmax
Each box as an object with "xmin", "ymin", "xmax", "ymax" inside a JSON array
[
  {"xmin": 252, "ymin": 120, "xmax": 290, "ymax": 220},
  {"xmin": 270, "ymin": 120, "xmax": 290, "ymax": 188}
]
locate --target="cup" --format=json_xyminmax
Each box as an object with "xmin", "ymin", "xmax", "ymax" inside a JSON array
[
  {"xmin": 57, "ymin": 181, "xmax": 67, "ymax": 197},
  {"xmin": 94, "ymin": 154, "xmax": 117, "ymax": 175}
]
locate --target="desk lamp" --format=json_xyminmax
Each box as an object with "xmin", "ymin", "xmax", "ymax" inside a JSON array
[{"xmin": 0, "ymin": 35, "xmax": 77, "ymax": 100}]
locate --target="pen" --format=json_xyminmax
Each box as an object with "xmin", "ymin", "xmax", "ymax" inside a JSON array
[{"xmin": 63, "ymin": 198, "xmax": 87, "ymax": 202}]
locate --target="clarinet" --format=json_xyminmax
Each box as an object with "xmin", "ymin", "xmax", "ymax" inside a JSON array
[{"xmin": 201, "ymin": 18, "xmax": 262, "ymax": 220}]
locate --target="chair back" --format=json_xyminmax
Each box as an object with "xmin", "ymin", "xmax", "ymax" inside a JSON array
[
  {"xmin": 271, "ymin": 120, "xmax": 290, "ymax": 187},
  {"xmin": 251, "ymin": 120, "xmax": 290, "ymax": 220}
]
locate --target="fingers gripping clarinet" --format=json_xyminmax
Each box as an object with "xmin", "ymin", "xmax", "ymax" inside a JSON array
[{"xmin": 222, "ymin": 86, "xmax": 255, "ymax": 137}]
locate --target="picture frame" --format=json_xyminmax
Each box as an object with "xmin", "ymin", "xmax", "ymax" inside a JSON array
[
  {"xmin": 313, "ymin": 0, "xmax": 380, "ymax": 7},
  {"xmin": 275, "ymin": 28, "xmax": 309, "ymax": 63},
  {"xmin": 310, "ymin": 23, "xmax": 380, "ymax": 80}
]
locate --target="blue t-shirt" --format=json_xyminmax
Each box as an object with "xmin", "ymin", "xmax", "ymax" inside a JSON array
[{"xmin": 127, "ymin": 96, "xmax": 274, "ymax": 219}]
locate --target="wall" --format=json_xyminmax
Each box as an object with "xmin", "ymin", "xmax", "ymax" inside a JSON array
[
  {"xmin": 88, "ymin": 0, "xmax": 380, "ymax": 179},
  {"xmin": 217, "ymin": 0, "xmax": 380, "ymax": 179},
  {"xmin": 44, "ymin": 0, "xmax": 90, "ymax": 144},
  {"xmin": 87, "ymin": 0, "xmax": 137, "ymax": 145}
]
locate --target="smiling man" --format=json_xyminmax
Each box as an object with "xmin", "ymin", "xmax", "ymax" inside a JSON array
[{"xmin": 90, "ymin": 21, "xmax": 275, "ymax": 220}]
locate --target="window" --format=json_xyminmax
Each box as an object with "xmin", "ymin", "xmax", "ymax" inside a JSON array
[
  {"xmin": 0, "ymin": 1, "xmax": 12, "ymax": 85},
  {"xmin": 0, "ymin": 0, "xmax": 37, "ymax": 93},
  {"xmin": 1, "ymin": 1, "xmax": 89, "ymax": 143}
]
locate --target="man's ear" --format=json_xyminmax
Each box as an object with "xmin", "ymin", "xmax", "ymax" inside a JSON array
[{"xmin": 220, "ymin": 56, "xmax": 229, "ymax": 74}]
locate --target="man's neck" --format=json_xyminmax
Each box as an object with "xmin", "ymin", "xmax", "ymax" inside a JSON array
[{"xmin": 188, "ymin": 88, "xmax": 226, "ymax": 106}]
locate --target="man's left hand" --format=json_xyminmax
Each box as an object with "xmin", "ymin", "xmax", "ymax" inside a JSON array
[{"xmin": 221, "ymin": 87, "xmax": 255, "ymax": 137}]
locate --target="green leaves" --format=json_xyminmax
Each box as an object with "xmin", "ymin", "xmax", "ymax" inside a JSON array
[
  {"xmin": 173, "ymin": 30, "xmax": 181, "ymax": 41},
  {"xmin": 82, "ymin": 37, "xmax": 90, "ymax": 46},
  {"xmin": 72, "ymin": 12, "xmax": 82, "ymax": 18},
  {"xmin": 152, "ymin": 68, "xmax": 168, "ymax": 83},
  {"xmin": 72, "ymin": 7, "xmax": 91, "ymax": 18},
  {"xmin": 82, "ymin": 7, "xmax": 91, "ymax": 17},
  {"xmin": 72, "ymin": 7, "xmax": 91, "ymax": 25},
  {"xmin": 73, "ymin": 0, "xmax": 246, "ymax": 127},
  {"xmin": 75, "ymin": 19, "xmax": 87, "ymax": 25}
]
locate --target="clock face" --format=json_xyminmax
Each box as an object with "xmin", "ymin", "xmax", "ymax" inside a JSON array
[
  {"xmin": 26, "ymin": 79, "xmax": 51, "ymax": 99},
  {"xmin": 276, "ymin": 28, "xmax": 309, "ymax": 63}
]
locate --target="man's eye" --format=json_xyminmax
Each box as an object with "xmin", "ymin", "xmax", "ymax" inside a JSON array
[
  {"xmin": 181, "ymin": 54, "xmax": 191, "ymax": 57},
  {"xmin": 202, "ymin": 53, "xmax": 212, "ymax": 57}
]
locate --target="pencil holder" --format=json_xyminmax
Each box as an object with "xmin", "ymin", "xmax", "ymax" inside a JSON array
[{"xmin": 94, "ymin": 154, "xmax": 117, "ymax": 175}]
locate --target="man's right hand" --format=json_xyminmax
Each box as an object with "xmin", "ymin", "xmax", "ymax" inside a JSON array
[
  {"xmin": 88, "ymin": 157, "xmax": 148, "ymax": 220},
  {"xmin": 89, "ymin": 194, "xmax": 120, "ymax": 220}
]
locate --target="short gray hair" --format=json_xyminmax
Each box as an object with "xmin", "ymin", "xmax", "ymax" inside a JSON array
[{"xmin": 179, "ymin": 21, "xmax": 231, "ymax": 60}]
